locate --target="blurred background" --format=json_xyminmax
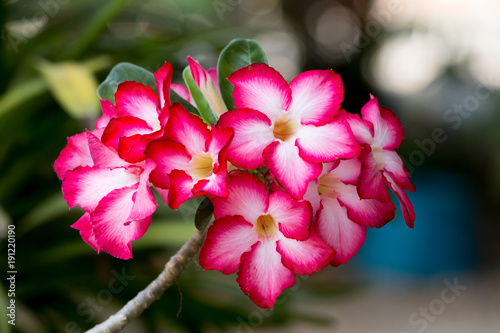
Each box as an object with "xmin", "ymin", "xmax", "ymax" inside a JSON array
[{"xmin": 0, "ymin": 0, "xmax": 499, "ymax": 332}]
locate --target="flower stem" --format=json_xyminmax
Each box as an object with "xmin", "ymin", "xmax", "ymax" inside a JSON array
[{"xmin": 85, "ymin": 229, "xmax": 207, "ymax": 333}]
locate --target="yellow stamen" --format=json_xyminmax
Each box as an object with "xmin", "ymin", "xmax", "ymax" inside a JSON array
[
  {"xmin": 318, "ymin": 173, "xmax": 341, "ymax": 198},
  {"xmin": 273, "ymin": 113, "xmax": 298, "ymax": 142},
  {"xmin": 255, "ymin": 214, "xmax": 277, "ymax": 239},
  {"xmin": 190, "ymin": 152, "xmax": 214, "ymax": 180}
]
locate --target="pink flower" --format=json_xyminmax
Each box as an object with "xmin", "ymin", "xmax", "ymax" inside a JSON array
[
  {"xmin": 99, "ymin": 62, "xmax": 174, "ymax": 163},
  {"xmin": 53, "ymin": 62, "xmax": 177, "ymax": 259},
  {"xmin": 199, "ymin": 170, "xmax": 335, "ymax": 308},
  {"xmin": 145, "ymin": 104, "xmax": 233, "ymax": 209},
  {"xmin": 217, "ymin": 63, "xmax": 361, "ymax": 199},
  {"xmin": 54, "ymin": 130, "xmax": 99, "ymax": 181},
  {"xmin": 57, "ymin": 130, "xmax": 157, "ymax": 259},
  {"xmin": 304, "ymin": 159, "xmax": 395, "ymax": 266},
  {"xmin": 340, "ymin": 96, "xmax": 416, "ymax": 227}
]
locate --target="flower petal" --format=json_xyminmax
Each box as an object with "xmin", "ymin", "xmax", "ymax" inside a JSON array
[
  {"xmin": 62, "ymin": 166, "xmax": 140, "ymax": 211},
  {"xmin": 287, "ymin": 69, "xmax": 344, "ymax": 125},
  {"xmin": 128, "ymin": 159, "xmax": 157, "ymax": 221},
  {"xmin": 154, "ymin": 187, "xmax": 169, "ymax": 206},
  {"xmin": 93, "ymin": 186, "xmax": 151, "ymax": 259},
  {"xmin": 316, "ymin": 198, "xmax": 367, "ymax": 266},
  {"xmin": 199, "ymin": 215, "xmax": 257, "ymax": 274},
  {"xmin": 96, "ymin": 99, "xmax": 118, "ymax": 129},
  {"xmin": 119, "ymin": 130, "xmax": 164, "ymax": 164},
  {"xmin": 115, "ymin": 81, "xmax": 160, "ymax": 131},
  {"xmin": 193, "ymin": 174, "xmax": 228, "ymax": 198},
  {"xmin": 295, "ymin": 117, "xmax": 361, "ymax": 163},
  {"xmin": 276, "ymin": 229, "xmax": 335, "ymax": 275},
  {"xmin": 54, "ymin": 131, "xmax": 94, "ymax": 180},
  {"xmin": 237, "ymin": 240, "xmax": 295, "ymax": 308},
  {"xmin": 171, "ymin": 83, "xmax": 192, "ymax": 104},
  {"xmin": 338, "ymin": 109, "xmax": 374, "ymax": 146},
  {"xmin": 267, "ymin": 191, "xmax": 311, "ymax": 241},
  {"xmin": 304, "ymin": 179, "xmax": 322, "ymax": 219},
  {"xmin": 330, "ymin": 158, "xmax": 362, "ymax": 186},
  {"xmin": 168, "ymin": 169, "xmax": 197, "ymax": 209},
  {"xmin": 263, "ymin": 141, "xmax": 322, "ymax": 200},
  {"xmin": 191, "ymin": 127, "xmax": 233, "ymax": 198},
  {"xmin": 374, "ymin": 149, "xmax": 415, "ymax": 191},
  {"xmin": 210, "ymin": 170, "xmax": 268, "ymax": 223},
  {"xmin": 361, "ymin": 96, "xmax": 404, "ymax": 150},
  {"xmin": 101, "ymin": 116, "xmax": 152, "ymax": 152},
  {"xmin": 164, "ymin": 103, "xmax": 210, "ymax": 157},
  {"xmin": 206, "ymin": 126, "xmax": 234, "ymax": 173},
  {"xmin": 337, "ymin": 183, "xmax": 395, "ymax": 228},
  {"xmin": 87, "ymin": 130, "xmax": 129, "ymax": 169},
  {"xmin": 208, "ymin": 68, "xmax": 219, "ymax": 93},
  {"xmin": 188, "ymin": 56, "xmax": 208, "ymax": 88},
  {"xmin": 358, "ymin": 146, "xmax": 391, "ymax": 202},
  {"xmin": 216, "ymin": 108, "xmax": 274, "ymax": 169},
  {"xmin": 71, "ymin": 212, "xmax": 100, "ymax": 253},
  {"xmin": 154, "ymin": 62, "xmax": 173, "ymax": 110},
  {"xmin": 188, "ymin": 57, "xmax": 228, "ymax": 117},
  {"xmin": 117, "ymin": 134, "xmax": 145, "ymax": 163},
  {"xmin": 229, "ymin": 63, "xmax": 291, "ymax": 122},
  {"xmin": 383, "ymin": 171, "xmax": 416, "ymax": 229},
  {"xmin": 145, "ymin": 139, "xmax": 191, "ymax": 189}
]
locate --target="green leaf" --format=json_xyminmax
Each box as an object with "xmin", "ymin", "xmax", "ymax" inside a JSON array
[
  {"xmin": 97, "ymin": 62, "xmax": 157, "ymax": 103},
  {"xmin": 194, "ymin": 197, "xmax": 214, "ymax": 232},
  {"xmin": 217, "ymin": 39, "xmax": 268, "ymax": 110},
  {"xmin": 182, "ymin": 66, "xmax": 217, "ymax": 124}
]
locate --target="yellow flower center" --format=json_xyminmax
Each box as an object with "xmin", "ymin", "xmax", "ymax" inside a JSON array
[
  {"xmin": 190, "ymin": 152, "xmax": 214, "ymax": 180},
  {"xmin": 255, "ymin": 214, "xmax": 277, "ymax": 239},
  {"xmin": 372, "ymin": 147, "xmax": 386, "ymax": 170},
  {"xmin": 317, "ymin": 173, "xmax": 341, "ymax": 199},
  {"xmin": 273, "ymin": 113, "xmax": 298, "ymax": 142}
]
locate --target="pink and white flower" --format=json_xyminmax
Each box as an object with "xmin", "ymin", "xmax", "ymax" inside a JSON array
[
  {"xmin": 340, "ymin": 96, "xmax": 416, "ymax": 227},
  {"xmin": 217, "ymin": 63, "xmax": 361, "ymax": 199},
  {"xmin": 145, "ymin": 103, "xmax": 233, "ymax": 209},
  {"xmin": 57, "ymin": 130, "xmax": 157, "ymax": 259},
  {"xmin": 54, "ymin": 62, "xmax": 178, "ymax": 259},
  {"xmin": 99, "ymin": 62, "xmax": 174, "ymax": 163},
  {"xmin": 304, "ymin": 159, "xmax": 395, "ymax": 266},
  {"xmin": 200, "ymin": 170, "xmax": 335, "ymax": 308}
]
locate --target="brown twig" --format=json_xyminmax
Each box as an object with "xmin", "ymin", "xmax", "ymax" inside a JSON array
[{"xmin": 85, "ymin": 229, "xmax": 206, "ymax": 333}]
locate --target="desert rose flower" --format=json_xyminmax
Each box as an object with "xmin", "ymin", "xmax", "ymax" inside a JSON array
[
  {"xmin": 304, "ymin": 159, "xmax": 395, "ymax": 265},
  {"xmin": 99, "ymin": 62, "xmax": 174, "ymax": 163},
  {"xmin": 57, "ymin": 130, "xmax": 157, "ymax": 259},
  {"xmin": 145, "ymin": 103, "xmax": 233, "ymax": 209},
  {"xmin": 340, "ymin": 96, "xmax": 416, "ymax": 227},
  {"xmin": 53, "ymin": 62, "xmax": 177, "ymax": 259},
  {"xmin": 200, "ymin": 170, "xmax": 335, "ymax": 308},
  {"xmin": 217, "ymin": 63, "xmax": 361, "ymax": 199}
]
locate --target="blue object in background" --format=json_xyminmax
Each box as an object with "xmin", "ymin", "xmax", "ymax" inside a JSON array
[{"xmin": 357, "ymin": 169, "xmax": 479, "ymax": 276}]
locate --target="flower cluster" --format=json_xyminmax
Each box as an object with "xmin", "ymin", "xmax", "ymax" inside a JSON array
[{"xmin": 55, "ymin": 56, "xmax": 415, "ymax": 308}]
